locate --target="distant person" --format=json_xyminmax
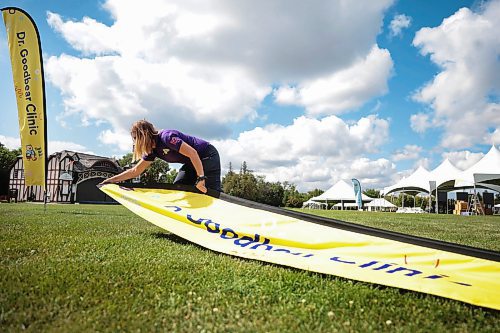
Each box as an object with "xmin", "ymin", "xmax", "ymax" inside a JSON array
[{"xmin": 101, "ymin": 120, "xmax": 221, "ymax": 193}]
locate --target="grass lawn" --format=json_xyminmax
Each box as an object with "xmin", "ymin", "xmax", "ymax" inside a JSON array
[{"xmin": 1, "ymin": 203, "xmax": 499, "ymax": 332}]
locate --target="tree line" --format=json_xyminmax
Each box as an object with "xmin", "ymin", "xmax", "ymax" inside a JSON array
[{"xmin": 221, "ymin": 161, "xmax": 323, "ymax": 207}]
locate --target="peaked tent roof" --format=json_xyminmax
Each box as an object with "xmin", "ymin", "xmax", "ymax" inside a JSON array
[
  {"xmin": 311, "ymin": 180, "xmax": 373, "ymax": 201},
  {"xmin": 383, "ymin": 166, "xmax": 432, "ymax": 195},
  {"xmin": 429, "ymin": 158, "xmax": 463, "ymax": 189},
  {"xmin": 455, "ymin": 145, "xmax": 500, "ymax": 190}
]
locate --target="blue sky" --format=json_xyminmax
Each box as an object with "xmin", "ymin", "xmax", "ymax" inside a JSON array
[{"xmin": 1, "ymin": 0, "xmax": 499, "ymax": 191}]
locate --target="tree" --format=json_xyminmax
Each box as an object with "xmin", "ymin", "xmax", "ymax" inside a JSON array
[
  {"xmin": 227, "ymin": 162, "xmax": 234, "ymax": 175},
  {"xmin": 140, "ymin": 159, "xmax": 177, "ymax": 185},
  {"xmin": 117, "ymin": 153, "xmax": 133, "ymax": 168},
  {"xmin": 305, "ymin": 189, "xmax": 324, "ymax": 201},
  {"xmin": 390, "ymin": 192, "xmax": 424, "ymax": 208},
  {"xmin": 222, "ymin": 161, "xmax": 259, "ymax": 200},
  {"xmin": 222, "ymin": 161, "xmax": 316, "ymax": 207},
  {"xmin": 229, "ymin": 162, "xmax": 259, "ymax": 200},
  {"xmin": 0, "ymin": 143, "xmax": 21, "ymax": 195},
  {"xmin": 117, "ymin": 153, "xmax": 178, "ymax": 184},
  {"xmin": 363, "ymin": 188, "xmax": 380, "ymax": 198},
  {"xmin": 222, "ymin": 169, "xmax": 239, "ymax": 195},
  {"xmin": 256, "ymin": 176, "xmax": 284, "ymax": 206},
  {"xmin": 223, "ymin": 161, "xmax": 287, "ymax": 205},
  {"xmin": 0, "ymin": 143, "xmax": 21, "ymax": 170},
  {"xmin": 241, "ymin": 161, "xmax": 249, "ymax": 174},
  {"xmin": 282, "ymin": 182, "xmax": 306, "ymax": 208}
]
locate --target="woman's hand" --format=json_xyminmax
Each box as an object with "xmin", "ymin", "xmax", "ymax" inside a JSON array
[
  {"xmin": 196, "ymin": 179, "xmax": 207, "ymax": 193},
  {"xmin": 99, "ymin": 160, "xmax": 152, "ymax": 186},
  {"xmin": 99, "ymin": 178, "xmax": 115, "ymax": 185}
]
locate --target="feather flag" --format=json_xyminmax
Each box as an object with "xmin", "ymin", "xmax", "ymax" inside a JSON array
[
  {"xmin": 2, "ymin": 7, "xmax": 47, "ymax": 189},
  {"xmin": 351, "ymin": 178, "xmax": 363, "ymax": 210}
]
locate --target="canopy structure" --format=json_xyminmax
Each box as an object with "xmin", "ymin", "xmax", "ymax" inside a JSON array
[
  {"xmin": 332, "ymin": 202, "xmax": 359, "ymax": 210},
  {"xmin": 474, "ymin": 174, "xmax": 500, "ymax": 192},
  {"xmin": 429, "ymin": 159, "xmax": 463, "ymax": 190},
  {"xmin": 302, "ymin": 200, "xmax": 327, "ymax": 210},
  {"xmin": 311, "ymin": 180, "xmax": 373, "ymax": 202},
  {"xmin": 383, "ymin": 166, "xmax": 432, "ymax": 195},
  {"xmin": 310, "ymin": 180, "xmax": 373, "ymax": 210},
  {"xmin": 455, "ymin": 145, "xmax": 500, "ymax": 192},
  {"xmin": 366, "ymin": 198, "xmax": 397, "ymax": 212},
  {"xmin": 383, "ymin": 146, "xmax": 500, "ymax": 196}
]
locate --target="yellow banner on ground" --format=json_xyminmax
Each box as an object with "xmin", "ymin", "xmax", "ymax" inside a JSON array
[
  {"xmin": 100, "ymin": 184, "xmax": 500, "ymax": 310},
  {"xmin": 2, "ymin": 7, "xmax": 46, "ymax": 187}
]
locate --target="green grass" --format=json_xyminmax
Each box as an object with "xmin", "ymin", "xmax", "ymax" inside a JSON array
[
  {"xmin": 292, "ymin": 209, "xmax": 500, "ymax": 251},
  {"xmin": 0, "ymin": 203, "xmax": 499, "ymax": 332}
]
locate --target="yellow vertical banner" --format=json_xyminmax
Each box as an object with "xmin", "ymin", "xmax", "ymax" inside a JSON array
[{"xmin": 2, "ymin": 7, "xmax": 47, "ymax": 188}]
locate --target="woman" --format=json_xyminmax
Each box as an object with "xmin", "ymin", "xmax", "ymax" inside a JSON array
[{"xmin": 101, "ymin": 120, "xmax": 221, "ymax": 193}]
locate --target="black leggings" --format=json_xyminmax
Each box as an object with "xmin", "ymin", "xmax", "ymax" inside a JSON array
[{"xmin": 173, "ymin": 144, "xmax": 221, "ymax": 191}]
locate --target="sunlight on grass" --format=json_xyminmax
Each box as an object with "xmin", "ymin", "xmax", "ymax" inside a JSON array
[{"xmin": 1, "ymin": 203, "xmax": 499, "ymax": 332}]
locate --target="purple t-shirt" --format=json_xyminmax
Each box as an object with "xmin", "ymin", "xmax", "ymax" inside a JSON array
[{"xmin": 143, "ymin": 129, "xmax": 209, "ymax": 164}]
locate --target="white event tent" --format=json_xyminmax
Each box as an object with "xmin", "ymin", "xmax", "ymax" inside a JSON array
[
  {"xmin": 301, "ymin": 199, "xmax": 327, "ymax": 210},
  {"xmin": 381, "ymin": 145, "xmax": 500, "ymax": 213},
  {"xmin": 365, "ymin": 198, "xmax": 397, "ymax": 212},
  {"xmin": 455, "ymin": 145, "xmax": 500, "ymax": 192},
  {"xmin": 382, "ymin": 166, "xmax": 432, "ymax": 195},
  {"xmin": 310, "ymin": 180, "xmax": 373, "ymax": 209},
  {"xmin": 429, "ymin": 159, "xmax": 463, "ymax": 190}
]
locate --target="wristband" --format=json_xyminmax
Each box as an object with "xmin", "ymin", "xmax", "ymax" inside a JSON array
[{"xmin": 196, "ymin": 175, "xmax": 207, "ymax": 184}]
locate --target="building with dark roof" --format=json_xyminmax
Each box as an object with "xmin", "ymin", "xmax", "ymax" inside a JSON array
[{"xmin": 9, "ymin": 150, "xmax": 123, "ymax": 203}]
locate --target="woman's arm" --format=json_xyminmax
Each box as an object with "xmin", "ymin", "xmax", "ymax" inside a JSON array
[
  {"xmin": 179, "ymin": 142, "xmax": 207, "ymax": 193},
  {"xmin": 100, "ymin": 159, "xmax": 152, "ymax": 184}
]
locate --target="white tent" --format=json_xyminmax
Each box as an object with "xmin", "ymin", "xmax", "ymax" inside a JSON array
[
  {"xmin": 455, "ymin": 145, "xmax": 500, "ymax": 191},
  {"xmin": 311, "ymin": 180, "xmax": 373, "ymax": 210},
  {"xmin": 383, "ymin": 166, "xmax": 432, "ymax": 195},
  {"xmin": 365, "ymin": 198, "xmax": 397, "ymax": 212},
  {"xmin": 429, "ymin": 159, "xmax": 463, "ymax": 190},
  {"xmin": 301, "ymin": 200, "xmax": 327, "ymax": 210},
  {"xmin": 312, "ymin": 180, "xmax": 373, "ymax": 201},
  {"xmin": 332, "ymin": 202, "xmax": 359, "ymax": 210},
  {"xmin": 474, "ymin": 174, "xmax": 500, "ymax": 192}
]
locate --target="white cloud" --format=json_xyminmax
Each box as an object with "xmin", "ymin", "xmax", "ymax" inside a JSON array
[
  {"xmin": 492, "ymin": 129, "xmax": 500, "ymax": 146},
  {"xmin": 412, "ymin": 157, "xmax": 431, "ymax": 170},
  {"xmin": 48, "ymin": 141, "xmax": 94, "ymax": 155},
  {"xmin": 410, "ymin": 113, "xmax": 433, "ymax": 133},
  {"xmin": 339, "ymin": 157, "xmax": 395, "ymax": 189},
  {"xmin": 273, "ymin": 46, "xmax": 393, "ymax": 116},
  {"xmin": 47, "ymin": 12, "xmax": 119, "ymax": 56},
  {"xmin": 412, "ymin": 1, "xmax": 500, "ymax": 148},
  {"xmin": 214, "ymin": 114, "xmax": 392, "ymax": 191},
  {"xmin": 45, "ymin": 0, "xmax": 395, "ymax": 151},
  {"xmin": 392, "ymin": 145, "xmax": 422, "ymax": 161},
  {"xmin": 0, "ymin": 135, "xmax": 21, "ymax": 149},
  {"xmin": 45, "ymin": 54, "xmax": 266, "ymax": 142},
  {"xmin": 389, "ymin": 14, "xmax": 412, "ymax": 37},
  {"xmin": 274, "ymin": 86, "xmax": 299, "ymax": 105},
  {"xmin": 43, "ymin": 0, "xmax": 401, "ymax": 190},
  {"xmin": 98, "ymin": 128, "xmax": 132, "ymax": 152},
  {"xmin": 0, "ymin": 134, "xmax": 93, "ymax": 155},
  {"xmin": 442, "ymin": 150, "xmax": 484, "ymax": 170}
]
